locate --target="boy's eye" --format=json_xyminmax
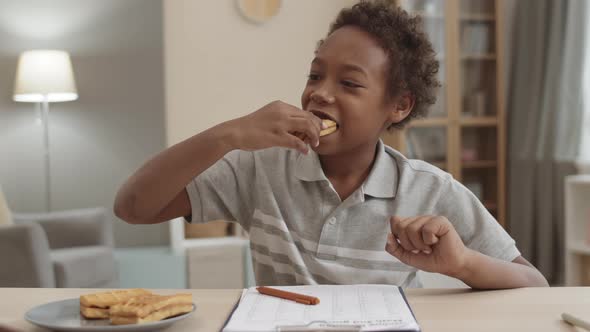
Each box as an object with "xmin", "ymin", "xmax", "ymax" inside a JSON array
[
  {"xmin": 341, "ymin": 80, "xmax": 362, "ymax": 88},
  {"xmin": 307, "ymin": 73, "xmax": 321, "ymax": 81}
]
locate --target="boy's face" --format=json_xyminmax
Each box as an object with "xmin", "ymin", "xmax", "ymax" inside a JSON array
[{"xmin": 301, "ymin": 26, "xmax": 411, "ymax": 156}]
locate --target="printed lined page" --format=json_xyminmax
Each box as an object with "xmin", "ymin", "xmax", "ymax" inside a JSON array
[{"xmin": 223, "ymin": 284, "xmax": 420, "ymax": 332}]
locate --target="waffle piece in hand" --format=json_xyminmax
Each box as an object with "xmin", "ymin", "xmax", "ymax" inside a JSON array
[
  {"xmin": 109, "ymin": 293, "xmax": 193, "ymax": 325},
  {"xmin": 320, "ymin": 119, "xmax": 338, "ymax": 137},
  {"xmin": 79, "ymin": 289, "xmax": 152, "ymax": 319}
]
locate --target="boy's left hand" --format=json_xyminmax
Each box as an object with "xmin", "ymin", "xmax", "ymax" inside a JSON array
[{"xmin": 385, "ymin": 215, "xmax": 470, "ymax": 277}]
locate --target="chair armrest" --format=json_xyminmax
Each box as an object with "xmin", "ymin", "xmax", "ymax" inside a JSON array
[
  {"xmin": 12, "ymin": 207, "xmax": 114, "ymax": 249},
  {"xmin": 0, "ymin": 223, "xmax": 55, "ymax": 287}
]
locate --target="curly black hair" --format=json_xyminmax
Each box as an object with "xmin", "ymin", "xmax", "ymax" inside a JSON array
[{"xmin": 322, "ymin": 0, "xmax": 440, "ymax": 130}]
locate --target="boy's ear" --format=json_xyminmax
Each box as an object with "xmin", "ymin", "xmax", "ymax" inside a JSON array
[{"xmin": 387, "ymin": 92, "xmax": 415, "ymax": 124}]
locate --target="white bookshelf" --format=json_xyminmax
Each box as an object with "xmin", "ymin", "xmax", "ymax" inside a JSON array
[
  {"xmin": 564, "ymin": 175, "xmax": 590, "ymax": 285},
  {"xmin": 169, "ymin": 218, "xmax": 246, "ymax": 255},
  {"xmin": 169, "ymin": 218, "xmax": 253, "ymax": 288}
]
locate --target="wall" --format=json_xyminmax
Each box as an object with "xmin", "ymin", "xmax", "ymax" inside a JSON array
[
  {"xmin": 164, "ymin": 0, "xmax": 357, "ymax": 144},
  {"xmin": 0, "ymin": 0, "xmax": 168, "ymax": 247}
]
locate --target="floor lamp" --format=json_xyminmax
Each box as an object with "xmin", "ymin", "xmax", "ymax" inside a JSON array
[{"xmin": 13, "ymin": 50, "xmax": 78, "ymax": 212}]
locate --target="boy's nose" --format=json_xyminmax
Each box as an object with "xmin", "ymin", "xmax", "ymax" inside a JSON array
[{"xmin": 310, "ymin": 90, "xmax": 335, "ymax": 105}]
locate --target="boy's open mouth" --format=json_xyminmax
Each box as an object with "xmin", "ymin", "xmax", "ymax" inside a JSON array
[{"xmin": 309, "ymin": 110, "xmax": 339, "ymax": 137}]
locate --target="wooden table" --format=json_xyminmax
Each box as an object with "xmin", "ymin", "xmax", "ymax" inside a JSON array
[{"xmin": 0, "ymin": 287, "xmax": 588, "ymax": 331}]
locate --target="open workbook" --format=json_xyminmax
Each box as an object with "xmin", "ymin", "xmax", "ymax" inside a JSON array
[{"xmin": 222, "ymin": 284, "xmax": 420, "ymax": 332}]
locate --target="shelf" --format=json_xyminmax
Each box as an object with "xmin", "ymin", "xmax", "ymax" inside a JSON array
[
  {"xmin": 568, "ymin": 240, "xmax": 590, "ymax": 255},
  {"xmin": 390, "ymin": 0, "xmax": 506, "ymax": 228},
  {"xmin": 461, "ymin": 54, "xmax": 496, "ymax": 61},
  {"xmin": 460, "ymin": 117, "xmax": 498, "ymax": 126},
  {"xmin": 409, "ymin": 118, "xmax": 448, "ymax": 127},
  {"xmin": 460, "ymin": 14, "xmax": 495, "ymax": 22},
  {"xmin": 169, "ymin": 217, "xmax": 248, "ymax": 256},
  {"xmin": 462, "ymin": 160, "xmax": 497, "ymax": 168},
  {"xmin": 567, "ymin": 175, "xmax": 590, "ymax": 185},
  {"xmin": 565, "ymin": 175, "xmax": 590, "ymax": 284}
]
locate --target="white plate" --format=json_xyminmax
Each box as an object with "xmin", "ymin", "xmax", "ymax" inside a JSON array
[{"xmin": 24, "ymin": 298, "xmax": 195, "ymax": 332}]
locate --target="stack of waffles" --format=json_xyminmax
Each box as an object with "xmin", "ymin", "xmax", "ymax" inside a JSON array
[{"xmin": 79, "ymin": 289, "xmax": 193, "ymax": 325}]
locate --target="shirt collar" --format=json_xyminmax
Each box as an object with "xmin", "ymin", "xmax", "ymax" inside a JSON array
[
  {"xmin": 362, "ymin": 140, "xmax": 397, "ymax": 198},
  {"xmin": 294, "ymin": 140, "xmax": 397, "ymax": 198},
  {"xmin": 294, "ymin": 149, "xmax": 328, "ymax": 182}
]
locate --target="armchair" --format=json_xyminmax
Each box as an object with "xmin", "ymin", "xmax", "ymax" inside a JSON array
[{"xmin": 0, "ymin": 207, "xmax": 118, "ymax": 288}]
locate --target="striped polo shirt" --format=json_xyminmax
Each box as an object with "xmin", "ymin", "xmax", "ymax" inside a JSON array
[{"xmin": 186, "ymin": 140, "xmax": 520, "ymax": 287}]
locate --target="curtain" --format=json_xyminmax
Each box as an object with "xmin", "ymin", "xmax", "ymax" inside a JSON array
[
  {"xmin": 0, "ymin": 185, "xmax": 12, "ymax": 226},
  {"xmin": 506, "ymin": 0, "xmax": 588, "ymax": 284},
  {"xmin": 579, "ymin": 4, "xmax": 590, "ymax": 166}
]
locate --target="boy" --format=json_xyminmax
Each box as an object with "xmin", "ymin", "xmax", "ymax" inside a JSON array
[{"xmin": 115, "ymin": 1, "xmax": 548, "ymax": 288}]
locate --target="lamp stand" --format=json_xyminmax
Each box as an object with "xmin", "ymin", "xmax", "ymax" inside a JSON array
[{"xmin": 40, "ymin": 96, "xmax": 51, "ymax": 212}]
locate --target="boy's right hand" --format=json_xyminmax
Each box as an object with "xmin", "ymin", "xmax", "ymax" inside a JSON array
[{"xmin": 225, "ymin": 101, "xmax": 324, "ymax": 154}]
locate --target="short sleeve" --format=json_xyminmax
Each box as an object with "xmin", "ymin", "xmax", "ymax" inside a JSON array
[
  {"xmin": 185, "ymin": 150, "xmax": 255, "ymax": 228},
  {"xmin": 435, "ymin": 179, "xmax": 521, "ymax": 262}
]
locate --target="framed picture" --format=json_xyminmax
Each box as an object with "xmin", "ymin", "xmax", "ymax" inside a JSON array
[{"xmin": 236, "ymin": 0, "xmax": 282, "ymax": 24}]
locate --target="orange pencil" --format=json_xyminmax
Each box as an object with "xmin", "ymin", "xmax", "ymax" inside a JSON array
[{"xmin": 256, "ymin": 286, "xmax": 320, "ymax": 305}]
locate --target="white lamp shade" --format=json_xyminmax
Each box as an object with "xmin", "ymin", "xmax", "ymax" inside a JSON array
[{"xmin": 13, "ymin": 50, "xmax": 78, "ymax": 103}]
